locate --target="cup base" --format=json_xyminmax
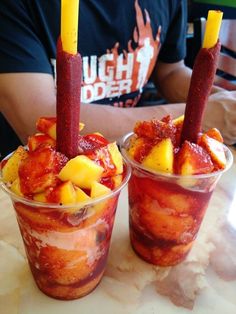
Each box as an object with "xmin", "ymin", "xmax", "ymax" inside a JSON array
[
  {"xmin": 34, "ymin": 271, "xmax": 104, "ymax": 300},
  {"xmin": 130, "ymin": 231, "xmax": 193, "ymax": 267}
]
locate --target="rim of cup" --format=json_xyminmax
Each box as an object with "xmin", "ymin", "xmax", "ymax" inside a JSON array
[
  {"xmin": 0, "ymin": 151, "xmax": 131, "ymax": 210},
  {"xmin": 120, "ymin": 132, "xmax": 233, "ymax": 180}
]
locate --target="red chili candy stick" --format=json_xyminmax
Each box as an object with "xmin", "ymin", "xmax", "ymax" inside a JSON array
[
  {"xmin": 180, "ymin": 40, "xmax": 221, "ymax": 145},
  {"xmin": 56, "ymin": 38, "xmax": 82, "ymax": 158}
]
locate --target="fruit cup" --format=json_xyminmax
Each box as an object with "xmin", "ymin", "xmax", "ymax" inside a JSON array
[
  {"xmin": 0, "ymin": 157, "xmax": 130, "ymax": 300},
  {"xmin": 121, "ymin": 133, "xmax": 233, "ymax": 267}
]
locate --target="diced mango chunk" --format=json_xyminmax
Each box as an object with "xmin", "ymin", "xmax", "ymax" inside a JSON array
[
  {"xmin": 75, "ymin": 187, "xmax": 91, "ymax": 202},
  {"xmin": 180, "ymin": 161, "xmax": 194, "ymax": 176},
  {"xmin": 36, "ymin": 117, "xmax": 84, "ymax": 140},
  {"xmin": 28, "ymin": 133, "xmax": 55, "ymax": 151},
  {"xmin": 93, "ymin": 132, "xmax": 103, "ymax": 137},
  {"xmin": 176, "ymin": 141, "xmax": 214, "ymax": 175},
  {"xmin": 107, "ymin": 142, "xmax": 123, "ymax": 175},
  {"xmin": 128, "ymin": 137, "xmax": 145, "ymax": 159},
  {"xmin": 36, "ymin": 117, "xmax": 57, "ymax": 139},
  {"xmin": 142, "ymin": 138, "xmax": 174, "ymax": 173},
  {"xmin": 55, "ymin": 181, "xmax": 76, "ymax": 204},
  {"xmin": 48, "ymin": 124, "xmax": 56, "ymax": 140},
  {"xmin": 18, "ymin": 146, "xmax": 66, "ymax": 195},
  {"xmin": 90, "ymin": 181, "xmax": 111, "ymax": 198},
  {"xmin": 2, "ymin": 146, "xmax": 28, "ymax": 183},
  {"xmin": 46, "ymin": 181, "xmax": 76, "ymax": 205},
  {"xmin": 59, "ymin": 155, "xmax": 104, "ymax": 189},
  {"xmin": 112, "ymin": 174, "xmax": 123, "ymax": 188},
  {"xmin": 204, "ymin": 128, "xmax": 223, "ymax": 143},
  {"xmin": 173, "ymin": 115, "xmax": 184, "ymax": 125},
  {"xmin": 79, "ymin": 123, "xmax": 85, "ymax": 132},
  {"xmin": 33, "ymin": 192, "xmax": 47, "ymax": 203},
  {"xmin": 10, "ymin": 178, "xmax": 23, "ymax": 197},
  {"xmin": 200, "ymin": 134, "xmax": 226, "ymax": 169}
]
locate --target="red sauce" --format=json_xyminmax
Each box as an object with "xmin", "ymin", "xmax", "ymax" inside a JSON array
[
  {"xmin": 128, "ymin": 172, "xmax": 213, "ymax": 266},
  {"xmin": 13, "ymin": 193, "xmax": 118, "ymax": 299}
]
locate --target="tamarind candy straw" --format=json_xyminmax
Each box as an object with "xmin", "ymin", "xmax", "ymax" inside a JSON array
[
  {"xmin": 56, "ymin": 0, "xmax": 81, "ymax": 158},
  {"xmin": 56, "ymin": 38, "xmax": 82, "ymax": 158},
  {"xmin": 180, "ymin": 10, "xmax": 223, "ymax": 145}
]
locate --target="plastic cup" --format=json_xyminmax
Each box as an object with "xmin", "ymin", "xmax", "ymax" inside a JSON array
[
  {"xmin": 0, "ymin": 157, "xmax": 130, "ymax": 300},
  {"xmin": 121, "ymin": 133, "xmax": 233, "ymax": 267}
]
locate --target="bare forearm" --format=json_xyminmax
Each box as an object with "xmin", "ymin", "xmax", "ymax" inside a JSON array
[
  {"xmin": 153, "ymin": 61, "xmax": 224, "ymax": 104},
  {"xmin": 153, "ymin": 61, "xmax": 192, "ymax": 103},
  {"xmin": 158, "ymin": 67, "xmax": 192, "ymax": 103},
  {"xmin": 0, "ymin": 73, "xmax": 56, "ymax": 143}
]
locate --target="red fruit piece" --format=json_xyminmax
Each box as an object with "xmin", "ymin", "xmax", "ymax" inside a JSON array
[
  {"xmin": 19, "ymin": 145, "xmax": 68, "ymax": 195},
  {"xmin": 203, "ymin": 128, "xmax": 223, "ymax": 143},
  {"xmin": 199, "ymin": 134, "xmax": 226, "ymax": 170},
  {"xmin": 173, "ymin": 116, "xmax": 184, "ymax": 147},
  {"xmin": 134, "ymin": 117, "xmax": 175, "ymax": 142},
  {"xmin": 78, "ymin": 134, "xmax": 108, "ymax": 155},
  {"xmin": 36, "ymin": 117, "xmax": 56, "ymax": 134},
  {"xmin": 175, "ymin": 141, "xmax": 214, "ymax": 175},
  {"xmin": 28, "ymin": 134, "xmax": 56, "ymax": 151},
  {"xmin": 87, "ymin": 146, "xmax": 116, "ymax": 177},
  {"xmin": 0, "ymin": 159, "xmax": 8, "ymax": 169},
  {"xmin": 133, "ymin": 116, "xmax": 181, "ymax": 149},
  {"xmin": 84, "ymin": 134, "xmax": 109, "ymax": 148}
]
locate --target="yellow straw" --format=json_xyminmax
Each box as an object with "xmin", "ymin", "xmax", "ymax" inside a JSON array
[
  {"xmin": 202, "ymin": 10, "xmax": 223, "ymax": 49},
  {"xmin": 61, "ymin": 0, "xmax": 79, "ymax": 54}
]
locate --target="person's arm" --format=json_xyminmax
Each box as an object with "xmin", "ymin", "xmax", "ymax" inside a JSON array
[
  {"xmin": 0, "ymin": 72, "xmax": 185, "ymax": 144},
  {"xmin": 152, "ymin": 60, "xmax": 224, "ymax": 104},
  {"xmin": 0, "ymin": 73, "xmax": 56, "ymax": 144},
  {"xmin": 203, "ymin": 90, "xmax": 236, "ymax": 145}
]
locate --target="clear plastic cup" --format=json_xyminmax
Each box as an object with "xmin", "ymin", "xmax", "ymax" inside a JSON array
[
  {"xmin": 121, "ymin": 133, "xmax": 233, "ymax": 266},
  {"xmin": 0, "ymin": 157, "xmax": 130, "ymax": 300}
]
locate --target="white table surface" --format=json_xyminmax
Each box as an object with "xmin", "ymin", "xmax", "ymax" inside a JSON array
[{"xmin": 0, "ymin": 148, "xmax": 236, "ymax": 314}]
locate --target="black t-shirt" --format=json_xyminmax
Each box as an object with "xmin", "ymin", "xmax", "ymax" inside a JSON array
[{"xmin": 0, "ymin": 0, "xmax": 187, "ymax": 107}]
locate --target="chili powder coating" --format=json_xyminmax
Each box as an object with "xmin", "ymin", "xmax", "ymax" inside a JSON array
[
  {"xmin": 180, "ymin": 41, "xmax": 221, "ymax": 145},
  {"xmin": 56, "ymin": 38, "xmax": 82, "ymax": 158}
]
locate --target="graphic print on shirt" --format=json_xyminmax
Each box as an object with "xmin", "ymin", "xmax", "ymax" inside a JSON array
[{"xmin": 82, "ymin": 0, "xmax": 161, "ymax": 107}]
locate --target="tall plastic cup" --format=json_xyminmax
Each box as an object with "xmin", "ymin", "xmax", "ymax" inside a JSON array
[
  {"xmin": 0, "ymin": 158, "xmax": 130, "ymax": 300},
  {"xmin": 121, "ymin": 133, "xmax": 233, "ymax": 266}
]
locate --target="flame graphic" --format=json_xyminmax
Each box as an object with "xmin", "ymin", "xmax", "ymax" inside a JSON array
[{"xmin": 82, "ymin": 0, "xmax": 161, "ymax": 107}]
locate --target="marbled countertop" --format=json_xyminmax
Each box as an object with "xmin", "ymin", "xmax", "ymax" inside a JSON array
[{"xmin": 0, "ymin": 147, "xmax": 236, "ymax": 314}]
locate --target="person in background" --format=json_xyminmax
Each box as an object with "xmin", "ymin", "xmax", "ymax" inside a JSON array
[{"xmin": 0, "ymin": 0, "xmax": 235, "ymax": 159}]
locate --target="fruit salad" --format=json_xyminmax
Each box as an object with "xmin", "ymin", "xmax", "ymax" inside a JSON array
[
  {"xmin": 0, "ymin": 117, "xmax": 129, "ymax": 300},
  {"xmin": 122, "ymin": 115, "xmax": 232, "ymax": 266}
]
